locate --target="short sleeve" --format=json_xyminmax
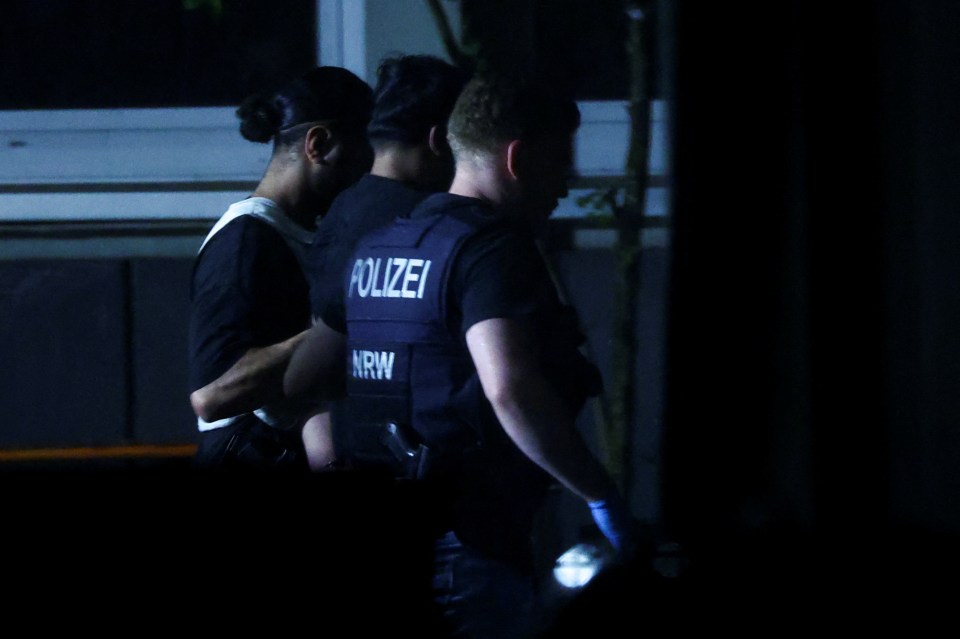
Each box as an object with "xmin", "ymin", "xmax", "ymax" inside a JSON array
[
  {"xmin": 187, "ymin": 217, "xmax": 309, "ymax": 390},
  {"xmin": 452, "ymin": 225, "xmax": 544, "ymax": 336}
]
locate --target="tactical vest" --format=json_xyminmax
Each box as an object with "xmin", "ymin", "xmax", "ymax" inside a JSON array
[{"xmin": 338, "ymin": 205, "xmax": 495, "ymax": 478}]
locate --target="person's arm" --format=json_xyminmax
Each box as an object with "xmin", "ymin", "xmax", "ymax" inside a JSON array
[
  {"xmin": 190, "ymin": 328, "xmax": 310, "ymax": 423},
  {"xmin": 466, "ymin": 316, "xmax": 635, "ymax": 553},
  {"xmin": 284, "ymin": 320, "xmax": 348, "ymax": 471},
  {"xmin": 465, "ymin": 316, "xmax": 615, "ymax": 503},
  {"xmin": 301, "ymin": 408, "xmax": 338, "ymax": 471},
  {"xmin": 283, "ymin": 318, "xmax": 347, "ymax": 402}
]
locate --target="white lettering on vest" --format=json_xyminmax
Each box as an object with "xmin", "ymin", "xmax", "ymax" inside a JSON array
[
  {"xmin": 386, "ymin": 258, "xmax": 405, "ymax": 298},
  {"xmin": 370, "ymin": 257, "xmax": 384, "ymax": 297},
  {"xmin": 348, "ymin": 256, "xmax": 432, "ymax": 299},
  {"xmin": 352, "ymin": 349, "xmax": 396, "ymax": 380}
]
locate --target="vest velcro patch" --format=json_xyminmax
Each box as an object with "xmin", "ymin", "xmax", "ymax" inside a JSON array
[{"xmin": 346, "ymin": 341, "xmax": 410, "ymax": 394}]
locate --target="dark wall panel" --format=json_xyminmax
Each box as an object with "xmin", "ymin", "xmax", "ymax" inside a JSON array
[
  {"xmin": 0, "ymin": 260, "xmax": 127, "ymax": 447},
  {"xmin": 553, "ymin": 244, "xmax": 670, "ymax": 523},
  {"xmin": 130, "ymin": 258, "xmax": 195, "ymax": 445}
]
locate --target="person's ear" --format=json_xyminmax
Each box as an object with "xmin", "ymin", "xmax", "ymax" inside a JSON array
[
  {"xmin": 428, "ymin": 124, "xmax": 450, "ymax": 157},
  {"xmin": 505, "ymin": 139, "xmax": 524, "ymax": 181},
  {"xmin": 304, "ymin": 124, "xmax": 338, "ymax": 165}
]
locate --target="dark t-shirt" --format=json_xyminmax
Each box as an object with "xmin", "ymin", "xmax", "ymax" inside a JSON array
[
  {"xmin": 409, "ymin": 194, "xmax": 603, "ymax": 414},
  {"xmin": 188, "ymin": 215, "xmax": 310, "ymax": 391},
  {"xmin": 391, "ymin": 193, "xmax": 602, "ymax": 566},
  {"xmin": 404, "ymin": 193, "xmax": 544, "ymax": 338},
  {"xmin": 308, "ymin": 173, "xmax": 433, "ymax": 330}
]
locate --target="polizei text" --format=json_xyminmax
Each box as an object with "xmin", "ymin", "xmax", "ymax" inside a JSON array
[{"xmin": 348, "ymin": 257, "xmax": 432, "ymax": 299}]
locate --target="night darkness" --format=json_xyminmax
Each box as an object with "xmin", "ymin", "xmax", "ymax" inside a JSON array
[{"xmin": 3, "ymin": 0, "xmax": 960, "ymax": 631}]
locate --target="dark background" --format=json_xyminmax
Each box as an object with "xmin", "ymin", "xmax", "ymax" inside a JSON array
[
  {"xmin": 657, "ymin": 0, "xmax": 960, "ymax": 610},
  {"xmin": 0, "ymin": 0, "xmax": 317, "ymax": 109}
]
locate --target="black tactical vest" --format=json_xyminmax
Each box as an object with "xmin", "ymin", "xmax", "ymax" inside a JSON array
[
  {"xmin": 338, "ymin": 196, "xmax": 603, "ymax": 563},
  {"xmin": 338, "ymin": 204, "xmax": 495, "ymax": 478}
]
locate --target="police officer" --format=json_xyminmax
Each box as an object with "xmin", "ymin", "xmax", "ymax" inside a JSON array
[
  {"xmin": 187, "ymin": 67, "xmax": 373, "ymax": 471},
  {"xmin": 312, "ymin": 74, "xmax": 636, "ymax": 638}
]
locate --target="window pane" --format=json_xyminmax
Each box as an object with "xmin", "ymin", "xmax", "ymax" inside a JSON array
[
  {"xmin": 0, "ymin": 0, "xmax": 316, "ymax": 110},
  {"xmin": 459, "ymin": 0, "xmax": 644, "ymax": 101},
  {"xmin": 535, "ymin": 0, "xmax": 631, "ymax": 100}
]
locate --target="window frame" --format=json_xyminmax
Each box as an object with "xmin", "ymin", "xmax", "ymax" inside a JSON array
[{"xmin": 0, "ymin": 0, "xmax": 646, "ymax": 223}]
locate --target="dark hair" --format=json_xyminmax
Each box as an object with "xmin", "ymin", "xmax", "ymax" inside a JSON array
[
  {"xmin": 447, "ymin": 73, "xmax": 580, "ymax": 158},
  {"xmin": 366, "ymin": 54, "xmax": 470, "ymax": 147},
  {"xmin": 236, "ymin": 66, "xmax": 374, "ymax": 147}
]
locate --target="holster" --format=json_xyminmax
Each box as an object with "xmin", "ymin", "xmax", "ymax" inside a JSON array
[{"xmin": 378, "ymin": 421, "xmax": 431, "ymax": 480}]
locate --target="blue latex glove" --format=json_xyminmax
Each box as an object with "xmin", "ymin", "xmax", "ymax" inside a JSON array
[{"xmin": 589, "ymin": 491, "xmax": 633, "ymax": 554}]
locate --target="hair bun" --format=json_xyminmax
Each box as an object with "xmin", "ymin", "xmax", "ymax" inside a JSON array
[{"xmin": 236, "ymin": 94, "xmax": 282, "ymax": 143}]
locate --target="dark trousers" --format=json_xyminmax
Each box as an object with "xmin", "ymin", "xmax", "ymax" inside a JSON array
[{"xmin": 432, "ymin": 530, "xmax": 536, "ymax": 639}]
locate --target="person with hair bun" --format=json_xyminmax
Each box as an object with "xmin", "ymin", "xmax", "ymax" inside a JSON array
[{"xmin": 187, "ymin": 66, "xmax": 373, "ymax": 471}]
